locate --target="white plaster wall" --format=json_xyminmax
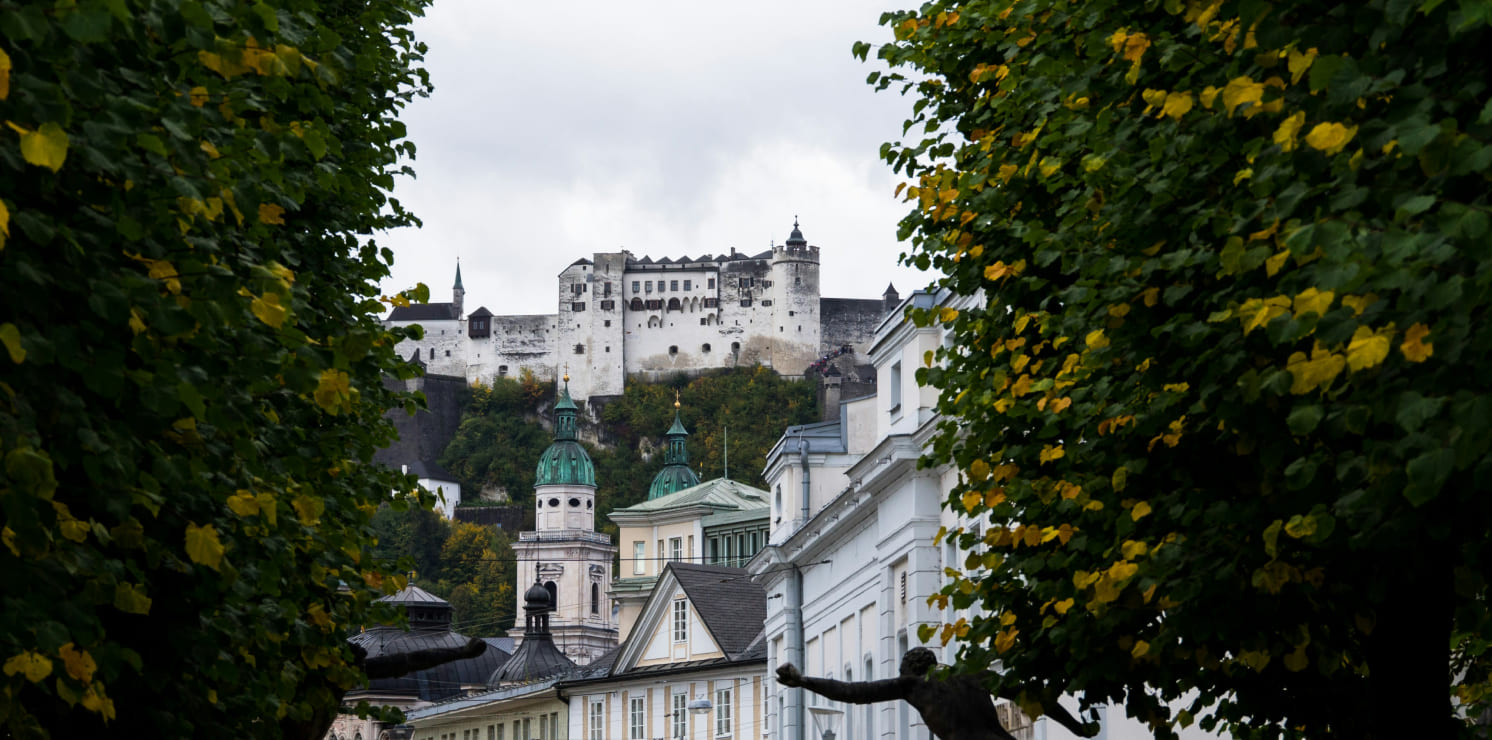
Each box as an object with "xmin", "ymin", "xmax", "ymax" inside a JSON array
[
  {"xmin": 390, "ymin": 317, "xmax": 467, "ymax": 377},
  {"xmin": 419, "ymin": 478, "xmax": 461, "ymax": 519},
  {"xmin": 534, "ymin": 483, "xmax": 596, "ymax": 533},
  {"xmin": 469, "ymin": 314, "xmax": 556, "ymax": 386}
]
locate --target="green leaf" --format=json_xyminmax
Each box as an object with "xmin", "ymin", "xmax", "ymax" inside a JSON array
[
  {"xmin": 1287, "ymin": 405, "xmax": 1324, "ymax": 435},
  {"xmin": 1397, "ymin": 194, "xmax": 1436, "ymax": 216},
  {"xmin": 1404, "ymin": 448, "xmax": 1456, "ymax": 506}
]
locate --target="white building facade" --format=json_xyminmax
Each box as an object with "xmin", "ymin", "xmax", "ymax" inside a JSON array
[{"xmin": 385, "ymin": 222, "xmax": 887, "ymax": 402}]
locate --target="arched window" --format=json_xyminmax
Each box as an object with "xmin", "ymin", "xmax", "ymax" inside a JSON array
[
  {"xmin": 545, "ymin": 580, "xmax": 558, "ymax": 609},
  {"xmin": 648, "ymin": 316, "xmax": 662, "ymax": 328},
  {"xmin": 630, "ymin": 297, "xmax": 644, "ymax": 311},
  {"xmin": 731, "ymin": 341, "xmax": 740, "ymax": 353},
  {"xmin": 591, "ymin": 582, "xmax": 599, "ymax": 614},
  {"xmin": 667, "ymin": 297, "xmax": 682, "ymax": 312}
]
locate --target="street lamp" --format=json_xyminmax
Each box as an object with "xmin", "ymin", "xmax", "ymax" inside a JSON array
[{"xmin": 807, "ymin": 705, "xmax": 843, "ymax": 740}]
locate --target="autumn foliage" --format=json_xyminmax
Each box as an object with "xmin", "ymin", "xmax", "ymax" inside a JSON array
[
  {"xmin": 1, "ymin": 0, "xmax": 433, "ymax": 736},
  {"xmin": 866, "ymin": 0, "xmax": 1492, "ymax": 737}
]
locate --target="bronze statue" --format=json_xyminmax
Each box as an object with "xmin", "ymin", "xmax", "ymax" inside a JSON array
[{"xmin": 776, "ymin": 647, "xmax": 1096, "ymax": 740}]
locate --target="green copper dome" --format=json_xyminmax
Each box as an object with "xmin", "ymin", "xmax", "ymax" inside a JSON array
[
  {"xmin": 535, "ymin": 380, "xmax": 595, "ymax": 487},
  {"xmin": 647, "ymin": 404, "xmax": 699, "ymax": 499}
]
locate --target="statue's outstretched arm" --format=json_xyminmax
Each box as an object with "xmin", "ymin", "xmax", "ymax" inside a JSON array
[{"xmin": 778, "ymin": 663, "xmax": 907, "ymax": 704}]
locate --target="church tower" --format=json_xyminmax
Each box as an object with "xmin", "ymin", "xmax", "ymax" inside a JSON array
[
  {"xmin": 452, "ymin": 261, "xmax": 465, "ymax": 317},
  {"xmin": 647, "ymin": 394, "xmax": 701, "ymax": 500},
  {"xmin": 510, "ymin": 375, "xmax": 619, "ymax": 664}
]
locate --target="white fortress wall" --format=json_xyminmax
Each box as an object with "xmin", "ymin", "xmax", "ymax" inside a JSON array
[{"xmin": 473, "ymin": 314, "xmax": 557, "ymax": 385}]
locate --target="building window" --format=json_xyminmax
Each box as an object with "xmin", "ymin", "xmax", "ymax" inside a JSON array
[
  {"xmin": 632, "ymin": 280, "xmax": 640, "ymax": 293},
  {"xmin": 647, "ymin": 299, "xmax": 663, "ymax": 311},
  {"xmin": 603, "ymin": 282, "xmax": 612, "ymax": 297},
  {"xmin": 739, "ymin": 298, "xmax": 752, "ymax": 307},
  {"xmin": 708, "ymin": 537, "xmax": 719, "ymax": 564},
  {"xmin": 671, "ymin": 280, "xmax": 680, "ymax": 291},
  {"xmin": 604, "ymin": 319, "xmax": 612, "ymax": 327},
  {"xmin": 730, "ymin": 341, "xmax": 740, "ymax": 353},
  {"xmin": 761, "ymin": 299, "xmax": 772, "ymax": 307},
  {"xmin": 574, "ymin": 343, "xmax": 585, "ymax": 354},
  {"xmin": 704, "ymin": 298, "xmax": 718, "ymax": 308},
  {"xmin": 715, "ymin": 687, "xmax": 733, "ymax": 737},
  {"xmin": 630, "ymin": 297, "xmax": 644, "ymax": 311},
  {"xmin": 670, "ymin": 537, "xmax": 682, "ymax": 562},
  {"xmin": 890, "ymin": 361, "xmax": 903, "ymax": 414},
  {"xmin": 673, "ymin": 599, "xmax": 688, "ymax": 642},
  {"xmin": 428, "ymin": 347, "xmax": 435, "ymax": 360},
  {"xmin": 669, "ymin": 345, "xmax": 678, "ymax": 356},
  {"xmin": 572, "ymin": 302, "xmax": 586, "ymax": 311},
  {"xmin": 702, "ymin": 343, "xmax": 711, "ymax": 353},
  {"xmin": 667, "ymin": 297, "xmax": 682, "ymax": 311},
  {"xmin": 498, "ymin": 365, "xmax": 508, "ymax": 376},
  {"xmin": 763, "ymin": 280, "xmax": 772, "ymax": 287},
  {"xmin": 708, "ymin": 278, "xmax": 716, "ymax": 289},
  {"xmin": 634, "ymin": 541, "xmax": 645, "ymax": 574},
  {"xmin": 591, "ymin": 582, "xmax": 600, "ymax": 614},
  {"xmin": 572, "ymin": 283, "xmax": 584, "ymax": 295},
  {"xmin": 630, "ymin": 697, "xmax": 646, "ymax": 740},
  {"xmin": 673, "ymin": 692, "xmax": 688, "ymax": 739},
  {"xmin": 590, "ymin": 701, "xmax": 604, "ymax": 740},
  {"xmin": 684, "ymin": 279, "xmax": 692, "ymax": 291},
  {"xmin": 646, "ymin": 281, "xmax": 654, "ymax": 293},
  {"xmin": 601, "ymin": 300, "xmax": 615, "ymax": 311},
  {"xmin": 445, "ymin": 350, "xmax": 451, "ymax": 356}
]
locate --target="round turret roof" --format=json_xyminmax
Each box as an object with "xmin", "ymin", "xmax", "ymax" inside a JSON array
[
  {"xmin": 525, "ymin": 580, "xmax": 552, "ymax": 608},
  {"xmin": 535, "ymin": 378, "xmax": 596, "ymax": 487},
  {"xmin": 648, "ymin": 465, "xmax": 701, "ymax": 500}
]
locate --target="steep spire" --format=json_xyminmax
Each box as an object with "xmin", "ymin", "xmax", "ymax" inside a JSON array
[
  {"xmin": 534, "ymin": 373, "xmax": 595, "ymax": 486},
  {"xmin": 453, "ymin": 260, "xmax": 464, "ymax": 290},
  {"xmin": 785, "ymin": 216, "xmax": 807, "ymax": 247},
  {"xmin": 648, "ymin": 393, "xmax": 700, "ymax": 499}
]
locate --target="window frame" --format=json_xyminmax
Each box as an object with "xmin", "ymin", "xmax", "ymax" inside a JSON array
[
  {"xmin": 629, "ymin": 696, "xmax": 646, "ymax": 740},
  {"xmin": 672, "ymin": 599, "xmax": 688, "ymax": 643},
  {"xmin": 715, "ymin": 687, "xmax": 733, "ymax": 737}
]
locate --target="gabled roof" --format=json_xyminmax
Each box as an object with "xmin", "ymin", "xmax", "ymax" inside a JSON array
[
  {"xmin": 378, "ymin": 585, "xmax": 449, "ymax": 606},
  {"xmin": 388, "ymin": 302, "xmax": 461, "ymax": 321},
  {"xmin": 468, "ymin": 306, "xmax": 494, "ymax": 318},
  {"xmin": 669, "ymin": 563, "xmax": 766, "ymax": 659},
  {"xmin": 570, "ymin": 258, "xmax": 594, "ymax": 267},
  {"xmin": 609, "ymin": 477, "xmax": 767, "ymax": 519}
]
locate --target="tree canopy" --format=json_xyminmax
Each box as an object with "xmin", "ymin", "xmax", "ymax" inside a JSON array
[
  {"xmin": 869, "ymin": 0, "xmax": 1492, "ymax": 737},
  {"xmin": 1, "ymin": 0, "xmax": 433, "ymax": 736}
]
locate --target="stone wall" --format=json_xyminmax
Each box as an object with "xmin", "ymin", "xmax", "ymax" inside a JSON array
[{"xmin": 373, "ymin": 370, "xmax": 469, "ymax": 478}]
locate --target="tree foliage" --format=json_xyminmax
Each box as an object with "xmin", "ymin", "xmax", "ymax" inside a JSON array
[
  {"xmin": 442, "ymin": 367, "xmax": 817, "ymax": 533},
  {"xmin": 869, "ymin": 0, "xmax": 1492, "ymax": 737},
  {"xmin": 0, "ymin": 0, "xmax": 432, "ymax": 736},
  {"xmin": 367, "ymin": 508, "xmax": 516, "ymax": 638}
]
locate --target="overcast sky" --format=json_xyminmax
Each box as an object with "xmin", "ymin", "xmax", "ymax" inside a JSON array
[{"xmin": 375, "ymin": 0, "xmax": 930, "ymax": 316}]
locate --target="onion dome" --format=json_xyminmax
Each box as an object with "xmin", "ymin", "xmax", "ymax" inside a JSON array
[
  {"xmin": 785, "ymin": 217, "xmax": 807, "ymax": 247},
  {"xmin": 647, "ymin": 394, "xmax": 700, "ymax": 500},
  {"xmin": 535, "ymin": 376, "xmax": 596, "ymax": 487},
  {"xmin": 488, "ymin": 576, "xmax": 575, "ymax": 685}
]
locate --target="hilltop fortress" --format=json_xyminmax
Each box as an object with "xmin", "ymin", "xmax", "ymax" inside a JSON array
[{"xmin": 386, "ymin": 221, "xmax": 897, "ymax": 403}]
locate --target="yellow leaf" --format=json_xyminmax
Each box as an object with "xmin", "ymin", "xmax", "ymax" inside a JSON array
[
  {"xmin": 1200, "ymin": 85, "xmax": 1220, "ymax": 109},
  {"xmin": 1287, "ymin": 47, "xmax": 1318, "ymax": 85},
  {"xmin": 226, "ymin": 491, "xmax": 260, "ymax": 517},
  {"xmin": 3, "ymin": 651, "xmax": 53, "ymax": 682},
  {"xmin": 184, "ymin": 522, "xmax": 225, "ymax": 570},
  {"xmin": 1160, "ymin": 91, "xmax": 1194, "ymax": 120},
  {"xmin": 1112, "ymin": 466, "xmax": 1128, "ymax": 491},
  {"xmin": 1038, "ymin": 156, "xmax": 1062, "ymax": 178},
  {"xmin": 113, "ymin": 582, "xmax": 153, "ymax": 615},
  {"xmin": 1122, "ymin": 32, "xmax": 1151, "ymax": 63},
  {"xmin": 997, "ymin": 163, "xmax": 1019, "ymax": 182},
  {"xmin": 250, "ymin": 293, "xmax": 289, "ymax": 328},
  {"xmin": 307, "ymin": 603, "xmax": 335, "ymax": 632},
  {"xmin": 1400, "ymin": 323, "xmax": 1432, "ymax": 362},
  {"xmin": 1141, "ymin": 88, "xmax": 1167, "ymax": 113},
  {"xmin": 1283, "ymin": 646, "xmax": 1309, "ymax": 672},
  {"xmin": 1273, "ymin": 111, "xmax": 1306, "ymax": 152},
  {"xmin": 1238, "ymin": 296, "xmax": 1290, "ymax": 335},
  {"xmin": 1085, "ymin": 329, "xmax": 1109, "ymax": 349},
  {"xmin": 18, "ymin": 122, "xmax": 69, "ymax": 172},
  {"xmin": 1286, "ymin": 343, "xmax": 1346, "ymax": 394},
  {"xmin": 58, "ymin": 643, "xmax": 96, "ymax": 684},
  {"xmin": 1304, "ymin": 122, "xmax": 1358, "ymax": 155},
  {"xmin": 1233, "ymin": 168, "xmax": 1253, "ymax": 185},
  {"xmin": 993, "ymin": 627, "xmax": 1019, "ymax": 654},
  {"xmin": 984, "ymin": 259, "xmax": 1025, "ymax": 281},
  {"xmin": 1340, "ymin": 293, "xmax": 1376, "ymax": 316},
  {"xmin": 0, "ymin": 322, "xmax": 24, "ymax": 363},
  {"xmin": 1265, "ymin": 250, "xmax": 1290, "ymax": 277},
  {"xmin": 258, "ymin": 203, "xmax": 285, "ymax": 225},
  {"xmin": 80, "ymin": 682, "xmax": 115, "ymax": 720},
  {"xmin": 128, "ymin": 308, "xmax": 147, "ymax": 335},
  {"xmin": 0, "ymin": 47, "xmax": 10, "ymax": 100},
  {"xmin": 189, "ymin": 86, "xmax": 209, "ymax": 107},
  {"xmin": 1284, "ymin": 514, "xmax": 1317, "ymax": 539},
  {"xmin": 938, "ymin": 306, "xmax": 958, "ymax": 323},
  {"xmin": 1039, "ymin": 444, "xmax": 1065, "ymax": 464},
  {"xmin": 968, "ymin": 459, "xmax": 990, "ymax": 481},
  {"xmin": 1122, "ymin": 540, "xmax": 1148, "ymax": 559},
  {"xmin": 1346, "ymin": 325, "xmax": 1392, "ymax": 372},
  {"xmin": 1132, "ymin": 640, "xmax": 1150, "ymax": 658},
  {"xmin": 293, "ymin": 495, "xmax": 325, "ymax": 525},
  {"xmin": 0, "ymin": 196, "xmax": 9, "ymax": 250},
  {"xmin": 1292, "ymin": 287, "xmax": 1335, "ymax": 318},
  {"xmin": 961, "ymin": 490, "xmax": 982, "ymax": 512},
  {"xmin": 1054, "ymin": 598, "xmax": 1074, "ymax": 615},
  {"xmin": 1221, "ymin": 77, "xmax": 1265, "ymax": 116},
  {"xmin": 1131, "ymin": 501, "xmax": 1152, "ymax": 520},
  {"xmin": 314, "ymin": 368, "xmax": 352, "ymax": 413},
  {"xmin": 2, "ymin": 526, "xmax": 16, "ymax": 556},
  {"xmin": 1074, "ymin": 570, "xmax": 1100, "ymax": 589}
]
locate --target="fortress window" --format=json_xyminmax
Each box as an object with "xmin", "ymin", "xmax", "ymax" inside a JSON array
[
  {"xmin": 630, "ymin": 298, "xmax": 644, "ymax": 311},
  {"xmin": 604, "ymin": 320, "xmax": 611, "ymax": 327},
  {"xmin": 605, "ymin": 346, "xmax": 611, "ymax": 353},
  {"xmin": 645, "ymin": 281, "xmax": 654, "ymax": 293},
  {"xmin": 498, "ymin": 365, "xmax": 509, "ymax": 376},
  {"xmin": 740, "ymin": 298, "xmax": 752, "ymax": 307},
  {"xmin": 704, "ymin": 298, "xmax": 718, "ymax": 309},
  {"xmin": 669, "ymin": 345, "xmax": 678, "ymax": 356},
  {"xmin": 574, "ymin": 344, "xmax": 585, "ymax": 354},
  {"xmin": 428, "ymin": 347, "xmax": 435, "ymax": 360},
  {"xmin": 788, "ymin": 311, "xmax": 794, "ymax": 317},
  {"xmin": 667, "ymin": 298, "xmax": 681, "ymax": 312},
  {"xmin": 699, "ymin": 318, "xmax": 707, "ymax": 326},
  {"xmin": 632, "ymin": 280, "xmax": 640, "ymax": 293},
  {"xmin": 572, "ymin": 302, "xmax": 586, "ymax": 312},
  {"xmin": 445, "ymin": 350, "xmax": 451, "ymax": 357},
  {"xmin": 731, "ymin": 342, "xmax": 740, "ymax": 353},
  {"xmin": 600, "ymin": 300, "xmax": 615, "ymax": 311},
  {"xmin": 796, "ymin": 276, "xmax": 802, "ymax": 285},
  {"xmin": 764, "ymin": 280, "xmax": 772, "ymax": 287},
  {"xmin": 761, "ymin": 299, "xmax": 772, "ymax": 307},
  {"xmin": 708, "ymin": 278, "xmax": 716, "ymax": 289},
  {"xmin": 684, "ymin": 280, "xmax": 692, "ymax": 291},
  {"xmin": 702, "ymin": 343, "xmax": 711, "ymax": 353},
  {"xmin": 603, "ymin": 282, "xmax": 612, "ymax": 297}
]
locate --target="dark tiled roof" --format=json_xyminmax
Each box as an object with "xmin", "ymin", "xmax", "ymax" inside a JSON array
[
  {"xmin": 751, "ymin": 250, "xmax": 773, "ymax": 260},
  {"xmin": 468, "ymin": 306, "xmax": 493, "ymax": 318},
  {"xmin": 488, "ymin": 633, "xmax": 575, "ymax": 685},
  {"xmin": 405, "ymin": 459, "xmax": 457, "ymax": 482},
  {"xmin": 667, "ymin": 563, "xmax": 766, "ymax": 659},
  {"xmin": 378, "ymin": 585, "xmax": 449, "ymax": 606},
  {"xmin": 576, "ymin": 645, "xmax": 621, "ymax": 680},
  {"xmin": 388, "ymin": 302, "xmax": 460, "ymax": 321},
  {"xmin": 570, "ymin": 258, "xmax": 594, "ymax": 267},
  {"xmin": 353, "ymin": 630, "xmax": 509, "ymax": 702}
]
